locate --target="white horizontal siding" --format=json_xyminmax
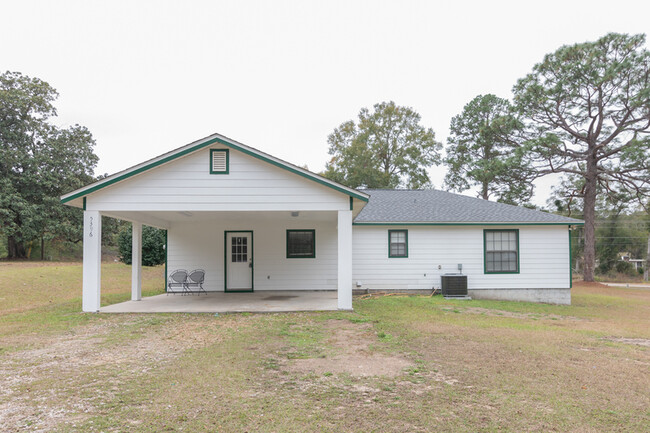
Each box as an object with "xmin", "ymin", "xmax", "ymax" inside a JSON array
[
  {"xmin": 352, "ymin": 225, "xmax": 570, "ymax": 290},
  {"xmin": 167, "ymin": 215, "xmax": 338, "ymax": 291},
  {"xmin": 86, "ymin": 146, "xmax": 350, "ymax": 212}
]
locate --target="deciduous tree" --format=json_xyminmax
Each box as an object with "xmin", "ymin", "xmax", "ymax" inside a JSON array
[
  {"xmin": 324, "ymin": 101, "xmax": 441, "ymax": 189},
  {"xmin": 0, "ymin": 71, "xmax": 98, "ymax": 258}
]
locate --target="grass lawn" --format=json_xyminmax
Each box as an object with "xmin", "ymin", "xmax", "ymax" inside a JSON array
[{"xmin": 0, "ymin": 262, "xmax": 648, "ymax": 432}]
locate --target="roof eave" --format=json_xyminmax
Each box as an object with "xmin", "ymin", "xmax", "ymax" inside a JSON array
[{"xmin": 61, "ymin": 133, "xmax": 369, "ymax": 204}]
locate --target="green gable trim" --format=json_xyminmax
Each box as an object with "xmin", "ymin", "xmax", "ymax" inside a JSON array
[
  {"xmin": 209, "ymin": 148, "xmax": 229, "ymax": 174},
  {"xmin": 61, "ymin": 135, "xmax": 368, "ymax": 204},
  {"xmin": 82, "ymin": 197, "xmax": 86, "ymax": 211},
  {"xmin": 223, "ymin": 139, "xmax": 368, "ymax": 202},
  {"xmin": 354, "ymin": 222, "xmax": 583, "ymax": 226}
]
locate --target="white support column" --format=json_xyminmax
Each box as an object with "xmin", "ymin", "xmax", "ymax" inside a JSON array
[
  {"xmin": 337, "ymin": 210, "xmax": 353, "ymax": 310},
  {"xmin": 131, "ymin": 222, "xmax": 142, "ymax": 301},
  {"xmin": 82, "ymin": 210, "xmax": 102, "ymax": 312}
]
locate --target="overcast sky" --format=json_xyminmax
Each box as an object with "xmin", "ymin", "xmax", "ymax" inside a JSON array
[{"xmin": 3, "ymin": 0, "xmax": 649, "ymax": 206}]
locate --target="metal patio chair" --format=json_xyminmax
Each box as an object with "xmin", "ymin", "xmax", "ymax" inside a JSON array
[
  {"xmin": 167, "ymin": 269, "xmax": 189, "ymax": 295},
  {"xmin": 186, "ymin": 269, "xmax": 207, "ymax": 295}
]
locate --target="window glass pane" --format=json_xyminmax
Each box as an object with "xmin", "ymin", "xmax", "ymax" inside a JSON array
[
  {"xmin": 389, "ymin": 231, "xmax": 407, "ymax": 257},
  {"xmin": 485, "ymin": 231, "xmax": 518, "ymax": 272},
  {"xmin": 288, "ymin": 231, "xmax": 314, "ymax": 257},
  {"xmin": 508, "ymin": 252, "xmax": 517, "ymax": 270},
  {"xmin": 391, "ymin": 244, "xmax": 405, "ymax": 256},
  {"xmin": 486, "ymin": 237, "xmax": 494, "ymax": 251}
]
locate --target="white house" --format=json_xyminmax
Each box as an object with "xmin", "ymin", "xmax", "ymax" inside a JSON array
[{"xmin": 61, "ymin": 133, "xmax": 583, "ymax": 312}]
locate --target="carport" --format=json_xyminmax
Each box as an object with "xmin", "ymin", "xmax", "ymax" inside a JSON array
[{"xmin": 60, "ymin": 133, "xmax": 368, "ymax": 313}]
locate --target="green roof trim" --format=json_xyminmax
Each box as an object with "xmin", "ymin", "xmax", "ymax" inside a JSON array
[{"xmin": 61, "ymin": 134, "xmax": 369, "ymax": 204}]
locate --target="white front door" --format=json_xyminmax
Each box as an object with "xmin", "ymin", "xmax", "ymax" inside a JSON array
[{"xmin": 225, "ymin": 231, "xmax": 253, "ymax": 291}]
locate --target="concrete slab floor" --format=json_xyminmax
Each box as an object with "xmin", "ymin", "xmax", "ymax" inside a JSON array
[{"xmin": 99, "ymin": 290, "xmax": 339, "ymax": 313}]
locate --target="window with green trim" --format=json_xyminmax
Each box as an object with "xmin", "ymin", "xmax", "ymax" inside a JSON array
[
  {"xmin": 388, "ymin": 230, "xmax": 408, "ymax": 258},
  {"xmin": 484, "ymin": 229, "xmax": 519, "ymax": 273},
  {"xmin": 210, "ymin": 149, "xmax": 229, "ymax": 174},
  {"xmin": 287, "ymin": 230, "xmax": 315, "ymax": 258}
]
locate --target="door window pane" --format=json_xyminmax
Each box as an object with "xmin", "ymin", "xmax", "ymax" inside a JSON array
[{"xmin": 231, "ymin": 236, "xmax": 250, "ymax": 262}]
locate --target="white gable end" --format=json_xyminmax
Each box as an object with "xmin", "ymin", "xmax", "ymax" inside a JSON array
[{"xmin": 84, "ymin": 146, "xmax": 351, "ymax": 212}]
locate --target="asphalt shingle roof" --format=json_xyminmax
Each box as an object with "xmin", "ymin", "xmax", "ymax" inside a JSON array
[{"xmin": 354, "ymin": 189, "xmax": 583, "ymax": 224}]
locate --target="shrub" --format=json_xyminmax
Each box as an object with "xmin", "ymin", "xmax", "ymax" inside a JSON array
[
  {"xmin": 117, "ymin": 225, "xmax": 166, "ymax": 266},
  {"xmin": 614, "ymin": 260, "xmax": 635, "ymax": 275}
]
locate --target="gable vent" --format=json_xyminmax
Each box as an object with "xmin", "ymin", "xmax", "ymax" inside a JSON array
[{"xmin": 210, "ymin": 149, "xmax": 229, "ymax": 174}]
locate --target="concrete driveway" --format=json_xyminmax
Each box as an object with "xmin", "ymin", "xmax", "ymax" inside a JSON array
[{"xmin": 99, "ymin": 290, "xmax": 338, "ymax": 313}]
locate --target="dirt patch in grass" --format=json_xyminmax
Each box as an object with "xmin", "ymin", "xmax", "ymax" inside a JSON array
[
  {"xmin": 604, "ymin": 337, "xmax": 650, "ymax": 347},
  {"xmin": 458, "ymin": 306, "xmax": 583, "ymax": 321},
  {"xmin": 290, "ymin": 319, "xmax": 413, "ymax": 377},
  {"xmin": 0, "ymin": 314, "xmax": 246, "ymax": 433}
]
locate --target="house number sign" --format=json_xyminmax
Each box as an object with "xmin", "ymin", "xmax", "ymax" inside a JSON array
[{"xmin": 89, "ymin": 217, "xmax": 94, "ymax": 237}]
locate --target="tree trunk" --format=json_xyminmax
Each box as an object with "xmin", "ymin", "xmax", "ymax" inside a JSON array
[
  {"xmin": 643, "ymin": 235, "xmax": 650, "ymax": 281},
  {"xmin": 582, "ymin": 155, "xmax": 598, "ymax": 282},
  {"xmin": 482, "ymin": 181, "xmax": 489, "ymax": 200},
  {"xmin": 7, "ymin": 236, "xmax": 27, "ymax": 259},
  {"xmin": 41, "ymin": 236, "xmax": 45, "ymax": 261}
]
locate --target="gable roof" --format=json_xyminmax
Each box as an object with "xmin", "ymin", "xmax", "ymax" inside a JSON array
[
  {"xmin": 354, "ymin": 189, "xmax": 583, "ymax": 225},
  {"xmin": 61, "ymin": 132, "xmax": 369, "ymax": 205}
]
